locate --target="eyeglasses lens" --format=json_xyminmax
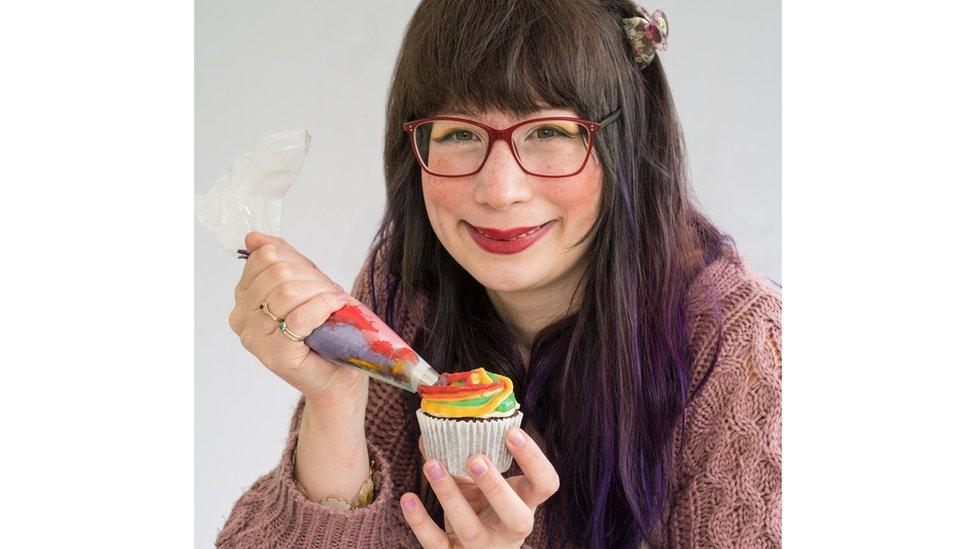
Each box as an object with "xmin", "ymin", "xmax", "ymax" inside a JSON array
[{"xmin": 413, "ymin": 120, "xmax": 592, "ymax": 177}]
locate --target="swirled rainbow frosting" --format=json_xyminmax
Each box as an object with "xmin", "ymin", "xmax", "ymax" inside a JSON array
[{"xmin": 418, "ymin": 368, "xmax": 519, "ymax": 419}]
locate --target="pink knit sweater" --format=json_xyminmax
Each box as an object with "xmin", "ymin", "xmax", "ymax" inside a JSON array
[{"xmin": 216, "ymin": 247, "xmax": 782, "ymax": 548}]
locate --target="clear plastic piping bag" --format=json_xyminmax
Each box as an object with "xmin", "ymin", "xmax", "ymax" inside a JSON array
[{"xmin": 195, "ymin": 130, "xmax": 440, "ymax": 391}]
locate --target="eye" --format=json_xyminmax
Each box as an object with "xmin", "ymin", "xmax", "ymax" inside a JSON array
[
  {"xmin": 434, "ymin": 128, "xmax": 481, "ymax": 143},
  {"xmin": 528, "ymin": 124, "xmax": 575, "ymax": 140}
]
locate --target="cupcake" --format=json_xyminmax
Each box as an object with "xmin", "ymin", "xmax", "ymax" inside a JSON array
[{"xmin": 416, "ymin": 367, "xmax": 523, "ymax": 477}]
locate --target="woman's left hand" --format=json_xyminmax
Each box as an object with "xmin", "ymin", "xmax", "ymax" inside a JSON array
[{"xmin": 400, "ymin": 426, "xmax": 560, "ymax": 548}]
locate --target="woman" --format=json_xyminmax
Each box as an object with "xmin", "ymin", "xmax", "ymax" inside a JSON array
[{"xmin": 220, "ymin": 0, "xmax": 781, "ymax": 547}]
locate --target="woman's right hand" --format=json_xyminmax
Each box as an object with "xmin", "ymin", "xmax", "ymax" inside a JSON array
[{"xmin": 228, "ymin": 231, "xmax": 369, "ymax": 410}]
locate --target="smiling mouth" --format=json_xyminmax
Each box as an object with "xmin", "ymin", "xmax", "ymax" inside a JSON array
[{"xmin": 470, "ymin": 221, "xmax": 552, "ymax": 241}]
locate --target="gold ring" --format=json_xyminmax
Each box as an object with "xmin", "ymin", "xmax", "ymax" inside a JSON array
[
  {"xmin": 278, "ymin": 320, "xmax": 307, "ymax": 343},
  {"xmin": 259, "ymin": 302, "xmax": 283, "ymax": 323}
]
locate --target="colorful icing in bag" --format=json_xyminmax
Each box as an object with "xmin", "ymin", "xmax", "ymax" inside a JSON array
[
  {"xmin": 195, "ymin": 130, "xmax": 440, "ymax": 392},
  {"xmin": 306, "ymin": 297, "xmax": 440, "ymax": 391}
]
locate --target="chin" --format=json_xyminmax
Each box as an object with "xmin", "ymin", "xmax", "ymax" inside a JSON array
[{"xmin": 468, "ymin": 263, "xmax": 545, "ymax": 293}]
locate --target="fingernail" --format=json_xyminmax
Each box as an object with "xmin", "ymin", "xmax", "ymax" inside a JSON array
[
  {"xmin": 333, "ymin": 288, "xmax": 346, "ymax": 298},
  {"xmin": 403, "ymin": 495, "xmax": 417, "ymax": 511},
  {"xmin": 468, "ymin": 456, "xmax": 488, "ymax": 477},
  {"xmin": 425, "ymin": 460, "xmax": 445, "ymax": 481},
  {"xmin": 508, "ymin": 427, "xmax": 526, "ymax": 447}
]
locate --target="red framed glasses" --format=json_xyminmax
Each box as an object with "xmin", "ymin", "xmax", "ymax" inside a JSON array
[{"xmin": 403, "ymin": 108, "xmax": 622, "ymax": 178}]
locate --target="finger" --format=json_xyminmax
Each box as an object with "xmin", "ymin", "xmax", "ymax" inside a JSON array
[
  {"xmin": 423, "ymin": 459, "xmax": 487, "ymax": 547},
  {"xmin": 465, "ymin": 454, "xmax": 534, "ymax": 540},
  {"xmin": 240, "ymin": 306, "xmax": 345, "ymax": 394},
  {"xmin": 242, "ymin": 307, "xmax": 283, "ymax": 340},
  {"xmin": 243, "ymin": 261, "xmax": 335, "ymax": 312},
  {"xmin": 241, "ymin": 286, "xmax": 346, "ymax": 356},
  {"xmin": 236, "ymin": 242, "xmax": 284, "ymax": 297},
  {"xmin": 419, "ymin": 435, "xmax": 427, "ymax": 460},
  {"xmin": 237, "ymin": 314, "xmax": 311, "ymax": 374},
  {"xmin": 237, "ymin": 234, "xmax": 324, "ymax": 295},
  {"xmin": 244, "ymin": 231, "xmax": 316, "ymax": 268},
  {"xmin": 506, "ymin": 427, "xmax": 560, "ymax": 507},
  {"xmin": 280, "ymin": 288, "xmax": 349, "ymax": 339},
  {"xmin": 400, "ymin": 493, "xmax": 450, "ymax": 549},
  {"xmin": 266, "ymin": 280, "xmax": 345, "ymax": 323}
]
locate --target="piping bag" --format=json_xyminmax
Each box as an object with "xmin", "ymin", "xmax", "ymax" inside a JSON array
[{"xmin": 195, "ymin": 130, "xmax": 442, "ymax": 392}]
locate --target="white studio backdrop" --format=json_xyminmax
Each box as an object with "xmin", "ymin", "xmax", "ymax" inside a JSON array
[{"xmin": 195, "ymin": 1, "xmax": 780, "ymax": 546}]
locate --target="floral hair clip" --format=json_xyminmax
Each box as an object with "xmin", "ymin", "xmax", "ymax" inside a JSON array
[{"xmin": 622, "ymin": 7, "xmax": 669, "ymax": 70}]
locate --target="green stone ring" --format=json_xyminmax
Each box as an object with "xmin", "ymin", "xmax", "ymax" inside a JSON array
[{"xmin": 278, "ymin": 320, "xmax": 307, "ymax": 343}]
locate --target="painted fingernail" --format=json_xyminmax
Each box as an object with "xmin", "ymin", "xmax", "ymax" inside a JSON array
[
  {"xmin": 508, "ymin": 427, "xmax": 526, "ymax": 446},
  {"xmin": 402, "ymin": 495, "xmax": 417, "ymax": 511},
  {"xmin": 425, "ymin": 460, "xmax": 445, "ymax": 481},
  {"xmin": 469, "ymin": 456, "xmax": 488, "ymax": 477}
]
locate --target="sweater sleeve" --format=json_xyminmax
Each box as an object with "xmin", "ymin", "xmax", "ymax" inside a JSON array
[
  {"xmin": 666, "ymin": 273, "xmax": 782, "ymax": 548},
  {"xmin": 214, "ymin": 401, "xmax": 417, "ymax": 548},
  {"xmin": 216, "ymin": 238, "xmax": 425, "ymax": 548}
]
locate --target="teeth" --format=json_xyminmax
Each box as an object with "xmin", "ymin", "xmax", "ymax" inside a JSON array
[{"xmin": 476, "ymin": 223, "xmax": 546, "ymax": 241}]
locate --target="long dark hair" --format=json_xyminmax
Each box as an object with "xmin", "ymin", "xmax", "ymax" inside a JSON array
[{"xmin": 366, "ymin": 1, "xmax": 736, "ymax": 546}]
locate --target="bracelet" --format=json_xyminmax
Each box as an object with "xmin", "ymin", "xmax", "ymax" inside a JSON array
[{"xmin": 292, "ymin": 448, "xmax": 376, "ymax": 510}]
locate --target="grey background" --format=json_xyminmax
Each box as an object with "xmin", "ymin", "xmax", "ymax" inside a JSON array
[{"xmin": 195, "ymin": 1, "xmax": 780, "ymax": 546}]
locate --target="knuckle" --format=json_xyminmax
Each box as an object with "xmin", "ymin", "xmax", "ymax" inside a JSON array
[
  {"xmin": 405, "ymin": 513, "xmax": 427, "ymax": 530},
  {"xmin": 271, "ymin": 261, "xmax": 294, "ymax": 281},
  {"xmin": 317, "ymin": 291, "xmax": 342, "ymax": 313},
  {"xmin": 455, "ymin": 522, "xmax": 483, "ymax": 544},
  {"xmin": 253, "ymin": 244, "xmax": 276, "ymax": 264},
  {"xmin": 540, "ymin": 472, "xmax": 560, "ymax": 497},
  {"xmin": 481, "ymin": 476, "xmax": 507, "ymax": 498},
  {"xmin": 436, "ymin": 484, "xmax": 460, "ymax": 501},
  {"xmin": 228, "ymin": 310, "xmax": 241, "ymax": 333},
  {"xmin": 278, "ymin": 280, "xmax": 302, "ymax": 302},
  {"xmin": 239, "ymin": 328, "xmax": 254, "ymax": 350},
  {"xmin": 510, "ymin": 515, "xmax": 535, "ymax": 538}
]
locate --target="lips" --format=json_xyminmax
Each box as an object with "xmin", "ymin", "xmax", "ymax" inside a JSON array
[
  {"xmin": 470, "ymin": 222, "xmax": 551, "ymax": 241},
  {"xmin": 465, "ymin": 220, "xmax": 555, "ymax": 254}
]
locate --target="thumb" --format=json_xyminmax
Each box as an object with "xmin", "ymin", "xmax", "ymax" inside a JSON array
[{"xmin": 418, "ymin": 435, "xmax": 427, "ymax": 460}]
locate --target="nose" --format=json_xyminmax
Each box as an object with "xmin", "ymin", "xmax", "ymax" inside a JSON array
[{"xmin": 472, "ymin": 138, "xmax": 533, "ymax": 211}]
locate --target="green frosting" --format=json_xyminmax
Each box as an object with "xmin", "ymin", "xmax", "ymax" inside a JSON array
[
  {"xmin": 485, "ymin": 372, "xmax": 517, "ymax": 413},
  {"xmin": 495, "ymin": 392, "xmax": 517, "ymax": 413},
  {"xmin": 447, "ymin": 372, "xmax": 518, "ymax": 413}
]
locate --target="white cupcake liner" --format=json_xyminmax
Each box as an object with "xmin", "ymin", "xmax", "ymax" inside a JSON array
[{"xmin": 416, "ymin": 409, "xmax": 524, "ymax": 477}]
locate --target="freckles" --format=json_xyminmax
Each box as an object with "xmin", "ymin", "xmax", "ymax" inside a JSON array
[
  {"xmin": 422, "ymin": 175, "xmax": 467, "ymax": 207},
  {"xmin": 421, "ymin": 176, "xmax": 470, "ymax": 235},
  {"xmin": 559, "ymin": 165, "xmax": 603, "ymax": 213}
]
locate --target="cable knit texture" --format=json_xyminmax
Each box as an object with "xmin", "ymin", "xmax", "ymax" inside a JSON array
[{"xmin": 216, "ymin": 244, "xmax": 782, "ymax": 548}]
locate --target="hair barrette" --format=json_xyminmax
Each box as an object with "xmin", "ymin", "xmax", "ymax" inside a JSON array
[{"xmin": 622, "ymin": 7, "xmax": 669, "ymax": 70}]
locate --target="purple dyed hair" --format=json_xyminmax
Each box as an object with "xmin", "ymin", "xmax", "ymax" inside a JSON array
[{"xmin": 363, "ymin": 1, "xmax": 738, "ymax": 546}]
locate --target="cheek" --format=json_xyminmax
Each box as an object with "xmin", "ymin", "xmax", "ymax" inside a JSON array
[
  {"xmin": 552, "ymin": 164, "xmax": 602, "ymax": 237},
  {"xmin": 421, "ymin": 175, "xmax": 467, "ymax": 227}
]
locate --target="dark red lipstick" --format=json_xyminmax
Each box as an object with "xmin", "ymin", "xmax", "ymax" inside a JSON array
[{"xmin": 465, "ymin": 220, "xmax": 555, "ymax": 254}]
